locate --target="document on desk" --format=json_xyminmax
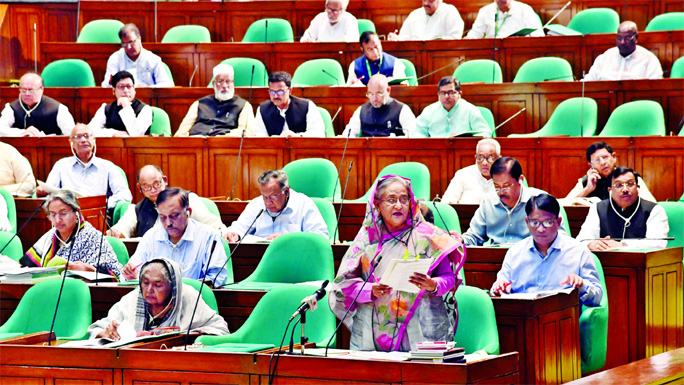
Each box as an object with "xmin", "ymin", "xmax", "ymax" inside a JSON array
[
  {"xmin": 379, "ymin": 258, "xmax": 432, "ymax": 293},
  {"xmin": 501, "ymin": 287, "xmax": 574, "ymax": 299}
]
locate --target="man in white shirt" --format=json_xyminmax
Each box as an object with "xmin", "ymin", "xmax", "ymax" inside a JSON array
[
  {"xmin": 253, "ymin": 72, "xmax": 325, "ymax": 137},
  {"xmin": 89, "ymin": 71, "xmax": 153, "ymax": 137},
  {"xmin": 387, "ymin": 0, "xmax": 464, "ymax": 41},
  {"xmin": 466, "ymin": 0, "xmax": 544, "ymax": 39},
  {"xmin": 0, "ymin": 194, "xmax": 10, "ymax": 232},
  {"xmin": 584, "ymin": 21, "xmax": 663, "ymax": 81},
  {"xmin": 102, "ymin": 23, "xmax": 174, "ymax": 88},
  {"xmin": 0, "ymin": 141, "xmax": 36, "ymax": 197},
  {"xmin": 346, "ymin": 32, "xmax": 407, "ymax": 86},
  {"xmin": 301, "ymin": 0, "xmax": 358, "ymax": 43},
  {"xmin": 442, "ymin": 138, "xmax": 500, "ymax": 204}
]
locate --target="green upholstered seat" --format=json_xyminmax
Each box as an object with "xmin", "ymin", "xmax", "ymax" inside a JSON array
[
  {"xmin": 199, "ymin": 197, "xmax": 221, "ymax": 219},
  {"xmin": 509, "ymin": 97, "xmax": 598, "ymax": 137},
  {"xmin": 580, "ymin": 254, "xmax": 609, "ymax": 374},
  {"xmin": 351, "ymin": 162, "xmax": 431, "ymax": 202},
  {"xmin": 357, "ymin": 19, "xmax": 376, "ymax": 37},
  {"xmin": 242, "ymin": 18, "xmax": 294, "ymax": 43},
  {"xmin": 208, "ymin": 57, "xmax": 268, "ymax": 87},
  {"xmin": 311, "ymin": 197, "xmax": 338, "ymax": 243},
  {"xmin": 162, "ymin": 25, "xmax": 211, "ymax": 43},
  {"xmin": 598, "ymin": 100, "xmax": 666, "ymax": 137},
  {"xmin": 318, "ymin": 107, "xmax": 336, "ymax": 137},
  {"xmin": 42, "ymin": 59, "xmax": 96, "ymax": 87},
  {"xmin": 454, "ymin": 60, "xmax": 503, "ymax": 84},
  {"xmin": 106, "ymin": 235, "xmax": 129, "ymax": 265},
  {"xmin": 645, "ymin": 12, "xmax": 684, "ymax": 32},
  {"xmin": 0, "ymin": 188, "xmax": 17, "ymax": 233},
  {"xmin": 150, "ymin": 106, "xmax": 172, "ymax": 137},
  {"xmin": 513, "ymin": 57, "xmax": 574, "ymax": 83},
  {"xmin": 400, "ymin": 58, "xmax": 418, "ymax": 86},
  {"xmin": 658, "ymin": 202, "xmax": 684, "ymax": 248},
  {"xmin": 423, "ymin": 201, "xmax": 461, "ymax": 233},
  {"xmin": 160, "ymin": 62, "xmax": 175, "ymax": 86},
  {"xmin": 454, "ymin": 285, "xmax": 499, "ymax": 354},
  {"xmin": 182, "ymin": 278, "xmax": 219, "ymax": 313},
  {"xmin": 283, "ymin": 158, "xmax": 341, "ymax": 201},
  {"xmin": 112, "ymin": 201, "xmax": 133, "ymax": 226},
  {"xmin": 292, "ymin": 59, "xmax": 345, "ymax": 86},
  {"xmin": 477, "ymin": 106, "xmax": 496, "ymax": 136},
  {"xmin": 566, "ymin": 8, "xmax": 620, "ymax": 34},
  {"xmin": 670, "ymin": 56, "xmax": 684, "ymax": 78},
  {"xmin": 0, "ymin": 231, "xmax": 22, "ymax": 262},
  {"xmin": 77, "ymin": 19, "xmax": 125, "ymax": 43}
]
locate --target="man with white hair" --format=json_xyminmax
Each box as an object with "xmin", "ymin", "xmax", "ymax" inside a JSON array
[
  {"xmin": 442, "ymin": 138, "xmax": 501, "ymax": 204},
  {"xmin": 387, "ymin": 0, "xmax": 464, "ymax": 41},
  {"xmin": 466, "ymin": 0, "xmax": 544, "ymax": 38},
  {"xmin": 301, "ymin": 0, "xmax": 358, "ymax": 42},
  {"xmin": 175, "ymin": 64, "xmax": 254, "ymax": 136}
]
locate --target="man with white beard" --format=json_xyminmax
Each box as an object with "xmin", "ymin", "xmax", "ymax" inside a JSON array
[{"xmin": 175, "ymin": 64, "xmax": 254, "ymax": 136}]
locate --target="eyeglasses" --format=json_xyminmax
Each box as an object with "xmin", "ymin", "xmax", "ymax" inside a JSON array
[
  {"xmin": 326, "ymin": 6, "xmax": 342, "ymax": 14},
  {"xmin": 616, "ymin": 34, "xmax": 636, "ymax": 43},
  {"xmin": 268, "ymin": 89, "xmax": 288, "ymax": 96},
  {"xmin": 262, "ymin": 189, "xmax": 286, "ymax": 203},
  {"xmin": 381, "ymin": 196, "xmax": 410, "ymax": 206},
  {"xmin": 494, "ymin": 183, "xmax": 515, "ymax": 193},
  {"xmin": 590, "ymin": 155, "xmax": 612, "ymax": 165},
  {"xmin": 475, "ymin": 155, "xmax": 497, "ymax": 163},
  {"xmin": 47, "ymin": 211, "xmax": 74, "ymax": 220},
  {"xmin": 527, "ymin": 218, "xmax": 557, "ymax": 228},
  {"xmin": 70, "ymin": 134, "xmax": 92, "ymax": 141},
  {"xmin": 158, "ymin": 211, "xmax": 184, "ymax": 222},
  {"xmin": 19, "ymin": 88, "xmax": 42, "ymax": 95},
  {"xmin": 121, "ymin": 39, "xmax": 138, "ymax": 48},
  {"xmin": 613, "ymin": 181, "xmax": 637, "ymax": 190},
  {"xmin": 214, "ymin": 79, "xmax": 234, "ymax": 86},
  {"xmin": 116, "ymin": 84, "xmax": 134, "ymax": 91},
  {"xmin": 140, "ymin": 180, "xmax": 163, "ymax": 192},
  {"xmin": 366, "ymin": 92, "xmax": 386, "ymax": 98},
  {"xmin": 439, "ymin": 91, "xmax": 459, "ymax": 97}
]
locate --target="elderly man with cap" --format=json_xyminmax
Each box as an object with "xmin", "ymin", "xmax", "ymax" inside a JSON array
[
  {"xmin": 89, "ymin": 70, "xmax": 153, "ymax": 137},
  {"xmin": 0, "ymin": 73, "xmax": 75, "ymax": 137},
  {"xmin": 301, "ymin": 0, "xmax": 358, "ymax": 42},
  {"xmin": 176, "ymin": 64, "xmax": 254, "ymax": 137}
]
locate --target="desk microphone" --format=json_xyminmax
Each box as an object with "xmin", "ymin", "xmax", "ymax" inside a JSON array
[
  {"xmin": 33, "ymin": 23, "xmax": 38, "ymax": 73},
  {"xmin": 13, "ymin": 169, "xmax": 36, "ymax": 197},
  {"xmin": 263, "ymin": 20, "xmax": 269, "ymax": 75},
  {"xmin": 416, "ymin": 57, "xmax": 465, "ymax": 83},
  {"xmin": 213, "ymin": 209, "xmax": 264, "ymax": 287},
  {"xmin": 321, "ymin": 69, "xmax": 340, "ymax": 85},
  {"xmin": 184, "ymin": 238, "xmax": 218, "ymax": 350},
  {"xmin": 332, "ymin": 128, "xmax": 352, "ymax": 201},
  {"xmin": 496, "ymin": 107, "xmax": 526, "ymax": 132},
  {"xmin": 0, "ymin": 200, "xmax": 45, "ymax": 255},
  {"xmin": 580, "ymin": 71, "xmax": 585, "ymax": 136},
  {"xmin": 47, "ymin": 223, "xmax": 79, "ymax": 346},
  {"xmin": 189, "ymin": 65, "xmax": 199, "ymax": 87},
  {"xmin": 230, "ymin": 126, "xmax": 247, "ymax": 200},
  {"xmin": 543, "ymin": 74, "xmax": 575, "ymax": 81},
  {"xmin": 289, "ymin": 280, "xmax": 329, "ymax": 321},
  {"xmin": 429, "ymin": 200, "xmax": 452, "ymax": 234},
  {"xmin": 247, "ymin": 64, "xmax": 256, "ymax": 104},
  {"xmin": 94, "ymin": 176, "xmax": 111, "ymax": 285},
  {"xmin": 542, "ymin": 1, "xmax": 572, "ymax": 30},
  {"xmin": 333, "ymin": 161, "xmax": 353, "ymax": 243}
]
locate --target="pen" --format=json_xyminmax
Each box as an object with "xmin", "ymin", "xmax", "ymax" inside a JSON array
[{"xmin": 503, "ymin": 281, "xmax": 513, "ymax": 290}]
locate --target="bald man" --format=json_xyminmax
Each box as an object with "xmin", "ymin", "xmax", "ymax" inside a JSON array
[
  {"xmin": 584, "ymin": 21, "xmax": 663, "ymax": 81},
  {"xmin": 341, "ymin": 74, "xmax": 416, "ymax": 137},
  {"xmin": 0, "ymin": 73, "xmax": 75, "ymax": 137}
]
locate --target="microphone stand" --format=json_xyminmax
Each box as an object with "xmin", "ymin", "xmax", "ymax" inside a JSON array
[
  {"xmin": 321, "ymin": 69, "xmax": 340, "ymax": 85},
  {"xmin": 333, "ymin": 161, "xmax": 353, "ymax": 243},
  {"xmin": 213, "ymin": 209, "xmax": 264, "ymax": 287},
  {"xmin": 331, "ymin": 129, "xmax": 352, "ymax": 201},
  {"xmin": 184, "ymin": 239, "xmax": 218, "ymax": 349},
  {"xmin": 415, "ymin": 57, "xmax": 465, "ymax": 83},
  {"xmin": 230, "ymin": 66, "xmax": 255, "ymax": 200},
  {"xmin": 47, "ymin": 224, "xmax": 79, "ymax": 346},
  {"xmin": 495, "ymin": 107, "xmax": 526, "ymax": 132},
  {"xmin": 0, "ymin": 200, "xmax": 45, "ymax": 255},
  {"xmin": 94, "ymin": 178, "xmax": 110, "ymax": 285}
]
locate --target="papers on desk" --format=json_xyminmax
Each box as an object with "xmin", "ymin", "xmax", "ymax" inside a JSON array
[
  {"xmin": 240, "ymin": 234, "xmax": 271, "ymax": 243},
  {"xmin": 558, "ymin": 197, "xmax": 600, "ymax": 207},
  {"xmin": 0, "ymin": 266, "xmax": 60, "ymax": 283},
  {"xmin": 302, "ymin": 349, "xmax": 410, "ymax": 361},
  {"xmin": 379, "ymin": 258, "xmax": 432, "ymax": 293},
  {"xmin": 501, "ymin": 287, "xmax": 574, "ymax": 300},
  {"xmin": 64, "ymin": 270, "xmax": 118, "ymax": 283},
  {"xmin": 38, "ymin": 181, "xmax": 83, "ymax": 197},
  {"xmin": 61, "ymin": 320, "xmax": 137, "ymax": 348}
]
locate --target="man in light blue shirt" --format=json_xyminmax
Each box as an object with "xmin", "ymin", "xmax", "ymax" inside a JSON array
[
  {"xmin": 491, "ymin": 193, "xmax": 603, "ymax": 307},
  {"xmin": 414, "ymin": 76, "xmax": 492, "ymax": 138},
  {"xmin": 38, "ymin": 123, "xmax": 132, "ymax": 210},
  {"xmin": 123, "ymin": 187, "xmax": 228, "ymax": 286},
  {"xmin": 224, "ymin": 169, "xmax": 329, "ymax": 242},
  {"xmin": 462, "ymin": 156, "xmax": 564, "ymax": 245}
]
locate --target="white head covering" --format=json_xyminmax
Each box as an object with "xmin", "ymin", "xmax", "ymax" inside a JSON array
[
  {"xmin": 212, "ymin": 64, "xmax": 235, "ymax": 101},
  {"xmin": 213, "ymin": 64, "xmax": 234, "ymax": 79}
]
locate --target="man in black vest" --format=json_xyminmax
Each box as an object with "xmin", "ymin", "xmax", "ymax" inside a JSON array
[
  {"xmin": 88, "ymin": 70, "xmax": 152, "ymax": 137},
  {"xmin": 0, "ymin": 73, "xmax": 75, "ymax": 137},
  {"xmin": 108, "ymin": 164, "xmax": 229, "ymax": 238},
  {"xmin": 577, "ymin": 167, "xmax": 669, "ymax": 251},
  {"xmin": 176, "ymin": 64, "xmax": 254, "ymax": 137},
  {"xmin": 341, "ymin": 74, "xmax": 416, "ymax": 137},
  {"xmin": 253, "ymin": 71, "xmax": 325, "ymax": 138}
]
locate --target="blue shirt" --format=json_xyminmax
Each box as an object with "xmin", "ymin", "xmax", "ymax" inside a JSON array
[
  {"xmin": 492, "ymin": 233, "xmax": 603, "ymax": 306},
  {"xmin": 129, "ymin": 219, "xmax": 229, "ymax": 286},
  {"xmin": 45, "ymin": 155, "xmax": 132, "ymax": 209},
  {"xmin": 102, "ymin": 48, "xmax": 174, "ymax": 88}
]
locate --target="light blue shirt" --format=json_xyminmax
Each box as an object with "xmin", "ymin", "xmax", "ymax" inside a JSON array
[
  {"xmin": 414, "ymin": 100, "xmax": 492, "ymax": 138},
  {"xmin": 462, "ymin": 186, "xmax": 566, "ymax": 246},
  {"xmin": 45, "ymin": 155, "xmax": 132, "ymax": 209},
  {"xmin": 492, "ymin": 233, "xmax": 603, "ymax": 306},
  {"xmin": 129, "ymin": 219, "xmax": 228, "ymax": 286},
  {"xmin": 102, "ymin": 48, "xmax": 174, "ymax": 88}
]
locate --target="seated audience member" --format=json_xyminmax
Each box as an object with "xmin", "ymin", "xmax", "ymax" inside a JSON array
[
  {"xmin": 414, "ymin": 76, "xmax": 492, "ymax": 138},
  {"xmin": 466, "ymin": 0, "xmax": 544, "ymax": 38},
  {"xmin": 341, "ymin": 74, "xmax": 416, "ymax": 137},
  {"xmin": 0, "ymin": 73, "xmax": 75, "ymax": 137},
  {"xmin": 224, "ymin": 170, "xmax": 328, "ymax": 242},
  {"xmin": 347, "ymin": 32, "xmax": 407, "ymax": 86},
  {"xmin": 123, "ymin": 188, "xmax": 229, "ymax": 286},
  {"xmin": 102, "ymin": 23, "xmax": 174, "ymax": 88},
  {"xmin": 584, "ymin": 21, "xmax": 663, "ymax": 81},
  {"xmin": 577, "ymin": 167, "xmax": 669, "ymax": 251},
  {"xmin": 89, "ymin": 258, "xmax": 229, "ymax": 340},
  {"xmin": 109, "ymin": 165, "xmax": 229, "ymax": 239},
  {"xmin": 491, "ymin": 194, "xmax": 603, "ymax": 306},
  {"xmin": 89, "ymin": 71, "xmax": 152, "ymax": 137},
  {"xmin": 176, "ymin": 64, "xmax": 254, "ymax": 137},
  {"xmin": 462, "ymin": 156, "xmax": 564, "ymax": 245},
  {"xmin": 0, "ymin": 194, "xmax": 10, "ymax": 232},
  {"xmin": 566, "ymin": 141, "xmax": 656, "ymax": 202},
  {"xmin": 387, "ymin": 0, "xmax": 464, "ymax": 41},
  {"xmin": 0, "ymin": 141, "xmax": 37, "ymax": 197},
  {"xmin": 442, "ymin": 138, "xmax": 500, "ymax": 204},
  {"xmin": 20, "ymin": 190, "xmax": 123, "ymax": 278},
  {"xmin": 253, "ymin": 72, "xmax": 325, "ymax": 137},
  {"xmin": 38, "ymin": 124, "xmax": 132, "ymax": 210},
  {"xmin": 301, "ymin": 0, "xmax": 358, "ymax": 42}
]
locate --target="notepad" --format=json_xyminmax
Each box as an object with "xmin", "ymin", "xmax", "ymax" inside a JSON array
[
  {"xmin": 501, "ymin": 287, "xmax": 574, "ymax": 299},
  {"xmin": 379, "ymin": 258, "xmax": 432, "ymax": 293}
]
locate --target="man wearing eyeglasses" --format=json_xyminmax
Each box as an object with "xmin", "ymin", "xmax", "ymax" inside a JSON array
[
  {"xmin": 584, "ymin": 21, "xmax": 663, "ymax": 81},
  {"xmin": 176, "ymin": 64, "xmax": 254, "ymax": 137},
  {"xmin": 387, "ymin": 0, "xmax": 464, "ymax": 41},
  {"xmin": 102, "ymin": 23, "xmax": 174, "ymax": 88},
  {"xmin": 566, "ymin": 141, "xmax": 656, "ymax": 203},
  {"xmin": 109, "ymin": 165, "xmax": 229, "ymax": 239},
  {"xmin": 0, "ymin": 73, "xmax": 75, "ymax": 137},
  {"xmin": 414, "ymin": 76, "xmax": 492, "ymax": 138},
  {"xmin": 89, "ymin": 71, "xmax": 152, "ymax": 137},
  {"xmin": 224, "ymin": 169, "xmax": 328, "ymax": 242},
  {"xmin": 346, "ymin": 32, "xmax": 407, "ymax": 86},
  {"xmin": 253, "ymin": 72, "xmax": 325, "ymax": 138},
  {"xmin": 301, "ymin": 0, "xmax": 358, "ymax": 43},
  {"xmin": 577, "ymin": 167, "xmax": 669, "ymax": 251},
  {"xmin": 490, "ymin": 194, "xmax": 603, "ymax": 307},
  {"xmin": 442, "ymin": 138, "xmax": 500, "ymax": 204}
]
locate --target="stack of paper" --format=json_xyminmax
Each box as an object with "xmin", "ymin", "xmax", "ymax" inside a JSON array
[
  {"xmin": 410, "ymin": 342, "xmax": 465, "ymax": 363},
  {"xmin": 1, "ymin": 266, "xmax": 60, "ymax": 283}
]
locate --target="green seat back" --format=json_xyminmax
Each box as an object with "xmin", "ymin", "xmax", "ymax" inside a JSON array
[
  {"xmin": 106, "ymin": 236, "xmax": 129, "ymax": 265},
  {"xmin": 567, "ymin": 8, "xmax": 620, "ymax": 34},
  {"xmin": 670, "ymin": 57, "xmax": 684, "ymax": 78},
  {"xmin": 311, "ymin": 197, "xmax": 338, "ymax": 243},
  {"xmin": 292, "ymin": 59, "xmax": 345, "ymax": 86},
  {"xmin": 513, "ymin": 57, "xmax": 574, "ymax": 83},
  {"xmin": 0, "ymin": 231, "xmax": 23, "ymax": 262},
  {"xmin": 199, "ymin": 197, "xmax": 221, "ymax": 219},
  {"xmin": 580, "ymin": 254, "xmax": 609, "ymax": 374},
  {"xmin": 658, "ymin": 202, "xmax": 684, "ymax": 248},
  {"xmin": 599, "ymin": 100, "xmax": 665, "ymax": 137},
  {"xmin": 645, "ymin": 12, "xmax": 684, "ymax": 32},
  {"xmin": 150, "ymin": 106, "xmax": 172, "ymax": 137},
  {"xmin": 0, "ymin": 188, "xmax": 17, "ymax": 233},
  {"xmin": 182, "ymin": 278, "xmax": 219, "ymax": 313},
  {"xmin": 220, "ymin": 238, "xmax": 234, "ymax": 285},
  {"xmin": 454, "ymin": 59, "xmax": 503, "ymax": 84},
  {"xmin": 242, "ymin": 18, "xmax": 294, "ymax": 43},
  {"xmin": 357, "ymin": 18, "xmax": 376, "ymax": 37},
  {"xmin": 477, "ymin": 106, "xmax": 496, "ymax": 136},
  {"xmin": 400, "ymin": 58, "xmax": 418, "ymax": 86},
  {"xmin": 558, "ymin": 204, "xmax": 571, "ymax": 235},
  {"xmin": 112, "ymin": 201, "xmax": 133, "ymax": 226},
  {"xmin": 208, "ymin": 58, "xmax": 268, "ymax": 87},
  {"xmin": 162, "ymin": 25, "xmax": 211, "ymax": 43},
  {"xmin": 424, "ymin": 201, "xmax": 461, "ymax": 233},
  {"xmin": 196, "ymin": 284, "xmax": 336, "ymax": 348},
  {"xmin": 454, "ymin": 286, "xmax": 499, "ymax": 354},
  {"xmin": 509, "ymin": 97, "xmax": 598, "ymax": 137},
  {"xmin": 353, "ymin": 162, "xmax": 431, "ymax": 202},
  {"xmin": 42, "ymin": 59, "xmax": 96, "ymax": 87},
  {"xmin": 160, "ymin": 62, "xmax": 175, "ymax": 86},
  {"xmin": 0, "ymin": 278, "xmax": 91, "ymax": 340},
  {"xmin": 77, "ymin": 19, "xmax": 125, "ymax": 43},
  {"xmin": 318, "ymin": 107, "xmax": 336, "ymax": 137},
  {"xmin": 283, "ymin": 158, "xmax": 341, "ymax": 201},
  {"xmin": 680, "ymin": 192, "xmax": 684, "ymax": 201}
]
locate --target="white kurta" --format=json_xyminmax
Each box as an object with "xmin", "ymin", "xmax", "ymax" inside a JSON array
[
  {"xmin": 397, "ymin": 3, "xmax": 464, "ymax": 40},
  {"xmin": 301, "ymin": 12, "xmax": 359, "ymax": 42},
  {"xmin": 467, "ymin": 1, "xmax": 544, "ymax": 38},
  {"xmin": 583, "ymin": 46, "xmax": 663, "ymax": 81}
]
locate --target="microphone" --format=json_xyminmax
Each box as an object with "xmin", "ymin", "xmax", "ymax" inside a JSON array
[
  {"xmin": 47, "ymin": 221, "xmax": 79, "ymax": 346},
  {"xmin": 332, "ymin": 124, "xmax": 353, "ymax": 201},
  {"xmin": 213, "ymin": 208, "xmax": 265, "ymax": 287},
  {"xmin": 247, "ymin": 64, "xmax": 256, "ymax": 104},
  {"xmin": 184, "ymin": 238, "xmax": 218, "ymax": 349},
  {"xmin": 543, "ymin": 74, "xmax": 575, "ymax": 81},
  {"xmin": 0, "ymin": 200, "xmax": 45, "ymax": 255},
  {"xmin": 580, "ymin": 71, "xmax": 585, "ymax": 137},
  {"xmin": 321, "ymin": 69, "xmax": 340, "ymax": 85},
  {"xmin": 154, "ymin": 0, "xmax": 158, "ymax": 42},
  {"xmin": 430, "ymin": 200, "xmax": 451, "ymax": 234},
  {"xmin": 33, "ymin": 23, "xmax": 37, "ymax": 73},
  {"xmin": 76, "ymin": 0, "xmax": 80, "ymax": 41},
  {"xmin": 333, "ymin": 161, "xmax": 353, "ymax": 243},
  {"xmin": 289, "ymin": 280, "xmax": 329, "ymax": 321},
  {"xmin": 13, "ymin": 169, "xmax": 35, "ymax": 197},
  {"xmin": 229, "ymin": 128, "xmax": 246, "ymax": 200},
  {"xmin": 542, "ymin": 1, "xmax": 572, "ymax": 30},
  {"xmin": 189, "ymin": 65, "xmax": 199, "ymax": 87},
  {"xmin": 94, "ymin": 175, "xmax": 111, "ymax": 285},
  {"xmin": 416, "ymin": 57, "xmax": 465, "ymax": 82},
  {"xmin": 495, "ymin": 107, "xmax": 526, "ymax": 132},
  {"xmin": 329, "ymin": 106, "xmax": 342, "ymax": 136},
  {"xmin": 263, "ymin": 20, "xmax": 269, "ymax": 77}
]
